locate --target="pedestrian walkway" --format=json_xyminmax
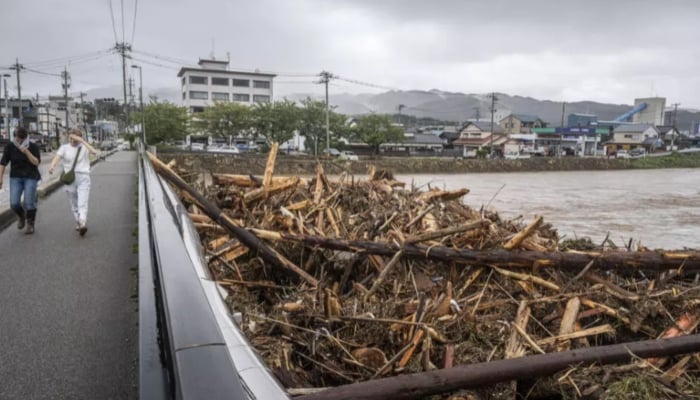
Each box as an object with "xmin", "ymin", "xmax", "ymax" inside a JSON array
[{"xmin": 0, "ymin": 151, "xmax": 138, "ymax": 400}]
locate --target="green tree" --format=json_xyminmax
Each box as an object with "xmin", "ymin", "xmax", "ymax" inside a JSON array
[
  {"xmin": 298, "ymin": 98, "xmax": 350, "ymax": 156},
  {"xmin": 140, "ymin": 97, "xmax": 190, "ymax": 144},
  {"xmin": 352, "ymin": 114, "xmax": 404, "ymax": 155},
  {"xmin": 251, "ymin": 100, "xmax": 300, "ymax": 147},
  {"xmin": 194, "ymin": 102, "xmax": 251, "ymax": 139}
]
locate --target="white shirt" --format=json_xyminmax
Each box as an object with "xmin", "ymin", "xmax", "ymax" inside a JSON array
[{"xmin": 57, "ymin": 144, "xmax": 91, "ymax": 174}]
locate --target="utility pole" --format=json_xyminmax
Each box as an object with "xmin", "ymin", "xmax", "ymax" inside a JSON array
[
  {"xmin": 10, "ymin": 58, "xmax": 24, "ymax": 130},
  {"xmin": 473, "ymin": 107, "xmax": 481, "ymax": 122},
  {"xmin": 318, "ymin": 71, "xmax": 335, "ymax": 156},
  {"xmin": 79, "ymin": 92, "xmax": 87, "ymax": 135},
  {"xmin": 397, "ymin": 104, "xmax": 405, "ymax": 126},
  {"xmin": 489, "ymin": 92, "xmax": 498, "ymax": 157},
  {"xmin": 62, "ymin": 67, "xmax": 71, "ymax": 130},
  {"xmin": 559, "ymin": 102, "xmax": 566, "ymax": 158},
  {"xmin": 671, "ymin": 103, "xmax": 680, "ymax": 151},
  {"xmin": 2, "ymin": 74, "xmax": 10, "ymax": 140},
  {"xmin": 131, "ymin": 64, "xmax": 145, "ymax": 143},
  {"xmin": 115, "ymin": 42, "xmax": 132, "ymax": 133}
]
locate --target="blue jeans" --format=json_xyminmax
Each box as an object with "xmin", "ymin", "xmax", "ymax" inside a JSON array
[{"xmin": 10, "ymin": 177, "xmax": 38, "ymax": 213}]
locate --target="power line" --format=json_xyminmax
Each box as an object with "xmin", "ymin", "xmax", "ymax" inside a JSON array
[
  {"xmin": 108, "ymin": 0, "xmax": 119, "ymax": 43},
  {"xmin": 15, "ymin": 49, "xmax": 112, "ymax": 68},
  {"xmin": 335, "ymin": 76, "xmax": 400, "ymax": 91},
  {"xmin": 128, "ymin": 56, "xmax": 179, "ymax": 70},
  {"xmin": 23, "ymin": 67, "xmax": 62, "ymax": 77},
  {"xmin": 120, "ymin": 0, "xmax": 126, "ymax": 43},
  {"xmin": 131, "ymin": 0, "xmax": 138, "ymax": 45}
]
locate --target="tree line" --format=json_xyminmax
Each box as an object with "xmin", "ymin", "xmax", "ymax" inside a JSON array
[{"xmin": 134, "ymin": 97, "xmax": 404, "ymax": 155}]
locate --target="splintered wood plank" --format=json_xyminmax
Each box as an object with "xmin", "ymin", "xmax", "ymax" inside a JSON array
[{"xmin": 263, "ymin": 142, "xmax": 279, "ymax": 188}]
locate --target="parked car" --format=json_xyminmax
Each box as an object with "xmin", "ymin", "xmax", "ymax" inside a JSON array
[
  {"xmin": 208, "ymin": 145, "xmax": 240, "ymax": 154},
  {"xmin": 504, "ymin": 152, "xmax": 531, "ymax": 160},
  {"xmin": 322, "ymin": 148, "xmax": 341, "ymax": 157},
  {"xmin": 190, "ymin": 143, "xmax": 205, "ymax": 151},
  {"xmin": 99, "ymin": 140, "xmax": 116, "ymax": 150},
  {"xmin": 338, "ymin": 150, "xmax": 359, "ymax": 161},
  {"xmin": 29, "ymin": 134, "xmax": 54, "ymax": 152},
  {"xmin": 615, "ymin": 150, "xmax": 630, "ymax": 159},
  {"xmin": 630, "ymin": 148, "xmax": 646, "ymax": 157}
]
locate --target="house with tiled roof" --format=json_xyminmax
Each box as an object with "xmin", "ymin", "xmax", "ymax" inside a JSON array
[
  {"xmin": 453, "ymin": 121, "xmax": 507, "ymax": 158},
  {"xmin": 500, "ymin": 114, "xmax": 546, "ymax": 134},
  {"xmin": 604, "ymin": 123, "xmax": 661, "ymax": 153}
]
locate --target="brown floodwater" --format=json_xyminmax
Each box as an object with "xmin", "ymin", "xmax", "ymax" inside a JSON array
[{"xmin": 399, "ymin": 168, "xmax": 700, "ymax": 250}]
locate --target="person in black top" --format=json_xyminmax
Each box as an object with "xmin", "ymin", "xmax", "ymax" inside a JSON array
[{"xmin": 0, "ymin": 127, "xmax": 41, "ymax": 234}]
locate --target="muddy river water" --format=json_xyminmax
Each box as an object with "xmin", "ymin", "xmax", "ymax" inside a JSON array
[{"xmin": 399, "ymin": 168, "xmax": 700, "ymax": 250}]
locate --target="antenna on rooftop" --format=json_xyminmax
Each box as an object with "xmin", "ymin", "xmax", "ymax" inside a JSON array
[{"xmin": 210, "ymin": 38, "xmax": 215, "ymax": 59}]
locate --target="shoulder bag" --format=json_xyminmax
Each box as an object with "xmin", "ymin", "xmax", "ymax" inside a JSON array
[{"xmin": 60, "ymin": 146, "xmax": 82, "ymax": 185}]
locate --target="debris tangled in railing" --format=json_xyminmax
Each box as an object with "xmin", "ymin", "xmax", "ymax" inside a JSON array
[{"xmin": 148, "ymin": 146, "xmax": 700, "ymax": 400}]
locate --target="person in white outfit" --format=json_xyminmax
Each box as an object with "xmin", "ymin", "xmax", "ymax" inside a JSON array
[{"xmin": 48, "ymin": 129, "xmax": 99, "ymax": 236}]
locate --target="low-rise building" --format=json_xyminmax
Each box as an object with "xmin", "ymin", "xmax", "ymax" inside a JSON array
[
  {"xmin": 178, "ymin": 58, "xmax": 275, "ymax": 114},
  {"xmin": 499, "ymin": 114, "xmax": 545, "ymax": 134},
  {"xmin": 604, "ymin": 123, "xmax": 661, "ymax": 153},
  {"xmin": 453, "ymin": 121, "xmax": 507, "ymax": 157}
]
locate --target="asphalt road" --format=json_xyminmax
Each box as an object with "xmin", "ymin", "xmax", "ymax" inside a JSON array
[{"xmin": 0, "ymin": 151, "xmax": 138, "ymax": 400}]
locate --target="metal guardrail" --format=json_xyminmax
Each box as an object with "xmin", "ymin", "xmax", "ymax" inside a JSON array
[{"xmin": 138, "ymin": 146, "xmax": 288, "ymax": 399}]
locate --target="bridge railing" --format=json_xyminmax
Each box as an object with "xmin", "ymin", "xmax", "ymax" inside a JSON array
[{"xmin": 139, "ymin": 145, "xmax": 288, "ymax": 399}]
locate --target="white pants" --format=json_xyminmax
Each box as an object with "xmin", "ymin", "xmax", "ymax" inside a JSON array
[{"xmin": 64, "ymin": 172, "xmax": 91, "ymax": 225}]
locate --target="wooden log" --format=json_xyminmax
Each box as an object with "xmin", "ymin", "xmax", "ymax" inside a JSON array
[
  {"xmin": 147, "ymin": 152, "xmax": 319, "ymax": 287},
  {"xmin": 243, "ymin": 176, "xmax": 300, "ymax": 204},
  {"xmin": 404, "ymin": 220, "xmax": 489, "ymax": 244},
  {"xmin": 262, "ymin": 142, "xmax": 279, "ymax": 188},
  {"xmin": 296, "ymin": 334, "xmax": 700, "ymax": 400},
  {"xmin": 505, "ymin": 301, "xmax": 531, "ymax": 359},
  {"xmin": 557, "ymin": 297, "xmax": 581, "ymax": 351},
  {"xmin": 249, "ymin": 228, "xmax": 700, "ymax": 275},
  {"xmin": 503, "ymin": 216, "xmax": 543, "ymax": 250}
]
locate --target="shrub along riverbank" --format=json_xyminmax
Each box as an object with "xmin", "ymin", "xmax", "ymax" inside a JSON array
[{"xmin": 157, "ymin": 150, "xmax": 700, "ymax": 176}]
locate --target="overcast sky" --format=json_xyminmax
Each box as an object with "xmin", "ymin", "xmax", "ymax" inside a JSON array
[{"xmin": 2, "ymin": 0, "xmax": 699, "ymax": 107}]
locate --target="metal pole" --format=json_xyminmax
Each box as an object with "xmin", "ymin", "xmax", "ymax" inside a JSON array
[
  {"xmin": 489, "ymin": 92, "xmax": 496, "ymax": 157},
  {"xmin": 15, "ymin": 58, "xmax": 23, "ymax": 129},
  {"xmin": 63, "ymin": 68, "xmax": 70, "ymax": 130},
  {"xmin": 559, "ymin": 102, "xmax": 565, "ymax": 158},
  {"xmin": 138, "ymin": 67, "xmax": 145, "ymax": 143},
  {"xmin": 2, "ymin": 75, "xmax": 9, "ymax": 140},
  {"xmin": 324, "ymin": 72, "xmax": 330, "ymax": 156}
]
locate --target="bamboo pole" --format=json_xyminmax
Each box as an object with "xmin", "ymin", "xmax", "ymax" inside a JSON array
[{"xmin": 296, "ymin": 334, "xmax": 700, "ymax": 400}]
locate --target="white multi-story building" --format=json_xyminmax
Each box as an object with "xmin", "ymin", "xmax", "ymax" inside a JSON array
[{"xmin": 178, "ymin": 59, "xmax": 275, "ymax": 114}]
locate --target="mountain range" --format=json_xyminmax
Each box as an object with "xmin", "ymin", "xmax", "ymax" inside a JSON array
[{"xmin": 84, "ymin": 86, "xmax": 700, "ymax": 132}]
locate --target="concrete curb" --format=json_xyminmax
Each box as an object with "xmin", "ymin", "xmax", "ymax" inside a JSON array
[{"xmin": 0, "ymin": 149, "xmax": 119, "ymax": 232}]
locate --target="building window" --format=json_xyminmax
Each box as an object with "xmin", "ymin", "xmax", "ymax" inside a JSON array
[
  {"xmin": 233, "ymin": 79, "xmax": 250, "ymax": 87},
  {"xmin": 190, "ymin": 106, "xmax": 205, "ymax": 113},
  {"xmin": 189, "ymin": 76, "xmax": 207, "ymax": 85},
  {"xmin": 253, "ymin": 80, "xmax": 271, "ymax": 89},
  {"xmin": 233, "ymin": 93, "xmax": 250, "ymax": 102},
  {"xmin": 624, "ymin": 134, "xmax": 633, "ymax": 139},
  {"xmin": 211, "ymin": 77, "xmax": 229, "ymax": 86},
  {"xmin": 253, "ymin": 95, "xmax": 271, "ymax": 103},
  {"xmin": 189, "ymin": 91, "xmax": 208, "ymax": 100},
  {"xmin": 212, "ymin": 92, "xmax": 230, "ymax": 101}
]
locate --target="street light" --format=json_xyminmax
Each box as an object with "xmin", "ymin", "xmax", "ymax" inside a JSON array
[
  {"xmin": 131, "ymin": 64, "xmax": 145, "ymax": 144},
  {"xmin": 2, "ymin": 73, "xmax": 11, "ymax": 140}
]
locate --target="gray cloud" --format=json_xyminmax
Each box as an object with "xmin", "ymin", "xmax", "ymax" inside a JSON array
[{"xmin": 2, "ymin": 0, "xmax": 699, "ymax": 107}]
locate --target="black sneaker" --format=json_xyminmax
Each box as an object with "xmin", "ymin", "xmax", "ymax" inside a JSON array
[
  {"xmin": 25, "ymin": 224, "xmax": 34, "ymax": 235},
  {"xmin": 79, "ymin": 225, "xmax": 88, "ymax": 236},
  {"xmin": 17, "ymin": 217, "xmax": 26, "ymax": 230}
]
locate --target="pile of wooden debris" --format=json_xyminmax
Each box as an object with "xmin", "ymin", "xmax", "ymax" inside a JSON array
[{"xmin": 150, "ymin": 147, "xmax": 700, "ymax": 400}]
